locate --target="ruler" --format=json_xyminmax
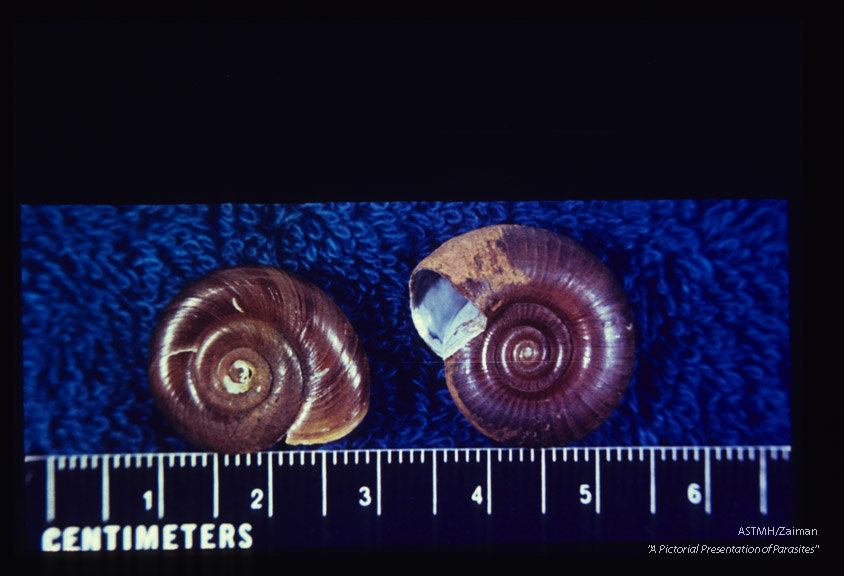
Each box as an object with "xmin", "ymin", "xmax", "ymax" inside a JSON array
[{"xmin": 24, "ymin": 446, "xmax": 791, "ymax": 553}]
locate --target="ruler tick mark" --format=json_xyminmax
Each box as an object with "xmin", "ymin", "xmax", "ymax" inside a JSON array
[
  {"xmin": 541, "ymin": 449, "xmax": 547, "ymax": 515},
  {"xmin": 267, "ymin": 452, "xmax": 274, "ymax": 519},
  {"xmin": 321, "ymin": 452, "xmax": 327, "ymax": 517},
  {"xmin": 649, "ymin": 449, "xmax": 656, "ymax": 515},
  {"xmin": 760, "ymin": 449, "xmax": 768, "ymax": 515},
  {"xmin": 377, "ymin": 451, "xmax": 382, "ymax": 517},
  {"xmin": 595, "ymin": 450, "xmax": 601, "ymax": 515},
  {"xmin": 157, "ymin": 454, "xmax": 164, "ymax": 519},
  {"xmin": 432, "ymin": 451, "xmax": 438, "ymax": 516},
  {"xmin": 704, "ymin": 448, "xmax": 711, "ymax": 515},
  {"xmin": 46, "ymin": 457, "xmax": 55, "ymax": 522},
  {"xmin": 101, "ymin": 455, "xmax": 110, "ymax": 522},
  {"xmin": 486, "ymin": 450, "xmax": 492, "ymax": 516},
  {"xmin": 213, "ymin": 453, "xmax": 219, "ymax": 519}
]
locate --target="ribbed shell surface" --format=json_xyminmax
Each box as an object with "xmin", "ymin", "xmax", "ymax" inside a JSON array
[{"xmin": 411, "ymin": 225, "xmax": 635, "ymax": 447}]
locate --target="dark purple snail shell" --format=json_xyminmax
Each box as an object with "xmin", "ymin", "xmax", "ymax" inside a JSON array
[
  {"xmin": 149, "ymin": 266, "xmax": 370, "ymax": 454},
  {"xmin": 409, "ymin": 225, "xmax": 635, "ymax": 447}
]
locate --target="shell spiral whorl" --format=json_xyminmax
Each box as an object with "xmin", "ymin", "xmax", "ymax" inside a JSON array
[
  {"xmin": 149, "ymin": 266, "xmax": 369, "ymax": 454},
  {"xmin": 410, "ymin": 225, "xmax": 635, "ymax": 447}
]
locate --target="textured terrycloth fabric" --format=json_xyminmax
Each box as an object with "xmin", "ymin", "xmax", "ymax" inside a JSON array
[{"xmin": 19, "ymin": 200, "xmax": 790, "ymax": 455}]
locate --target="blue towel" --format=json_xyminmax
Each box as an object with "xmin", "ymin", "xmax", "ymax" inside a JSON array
[{"xmin": 19, "ymin": 199, "xmax": 790, "ymax": 454}]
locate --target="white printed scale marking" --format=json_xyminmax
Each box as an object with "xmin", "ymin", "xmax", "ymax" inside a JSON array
[{"xmin": 27, "ymin": 446, "xmax": 790, "ymax": 528}]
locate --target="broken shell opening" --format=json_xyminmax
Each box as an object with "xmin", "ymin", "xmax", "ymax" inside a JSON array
[{"xmin": 410, "ymin": 269, "xmax": 487, "ymax": 359}]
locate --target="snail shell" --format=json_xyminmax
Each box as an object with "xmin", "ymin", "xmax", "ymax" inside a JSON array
[
  {"xmin": 149, "ymin": 266, "xmax": 369, "ymax": 454},
  {"xmin": 409, "ymin": 225, "xmax": 635, "ymax": 447}
]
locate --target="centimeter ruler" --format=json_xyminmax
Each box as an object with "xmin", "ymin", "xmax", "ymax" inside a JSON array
[{"xmin": 24, "ymin": 445, "xmax": 791, "ymax": 553}]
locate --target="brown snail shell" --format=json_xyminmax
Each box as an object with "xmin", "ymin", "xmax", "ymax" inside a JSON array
[
  {"xmin": 409, "ymin": 225, "xmax": 635, "ymax": 447},
  {"xmin": 149, "ymin": 265, "xmax": 369, "ymax": 454}
]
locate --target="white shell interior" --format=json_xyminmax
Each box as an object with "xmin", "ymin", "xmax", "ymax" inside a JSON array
[{"xmin": 410, "ymin": 270, "xmax": 486, "ymax": 359}]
